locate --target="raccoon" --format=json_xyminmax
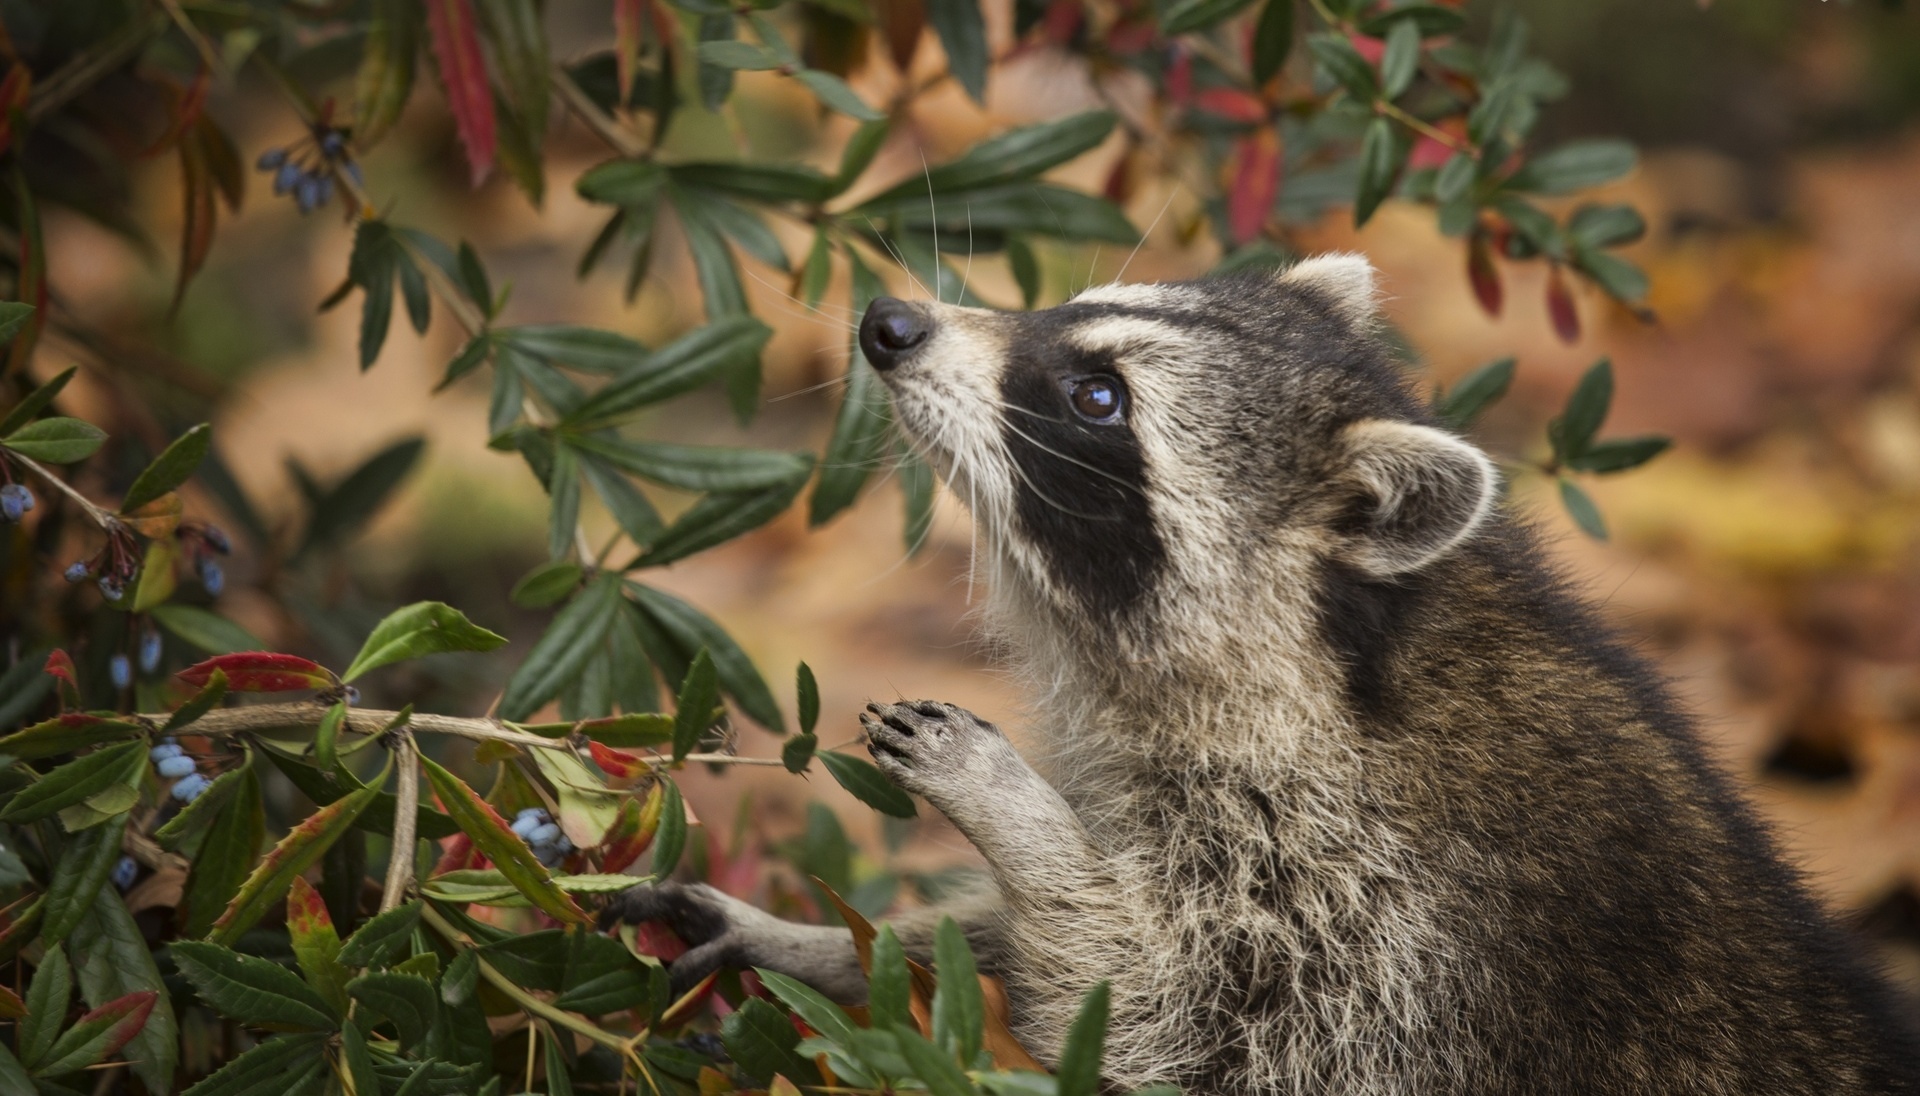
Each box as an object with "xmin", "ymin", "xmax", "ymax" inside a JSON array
[{"xmin": 608, "ymin": 256, "xmax": 1920, "ymax": 1095}]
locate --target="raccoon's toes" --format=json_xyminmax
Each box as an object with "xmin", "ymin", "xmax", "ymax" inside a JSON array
[
  {"xmin": 598, "ymin": 880, "xmax": 734, "ymax": 944},
  {"xmin": 860, "ymin": 700, "xmax": 1004, "ymax": 793}
]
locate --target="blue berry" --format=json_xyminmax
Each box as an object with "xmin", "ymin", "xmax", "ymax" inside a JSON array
[
  {"xmin": 138, "ymin": 629, "xmax": 163, "ymax": 674},
  {"xmin": 109, "ymin": 654, "xmax": 131, "ymax": 689},
  {"xmin": 294, "ymin": 174, "xmax": 320, "ymax": 213},
  {"xmin": 274, "ymin": 160, "xmax": 301, "ymax": 195},
  {"xmin": 256, "ymin": 148, "xmax": 287, "ymax": 171},
  {"xmin": 312, "ymin": 175, "xmax": 334, "ymax": 209},
  {"xmin": 551, "ymin": 833, "xmax": 574, "ymax": 855},
  {"xmin": 319, "ymin": 131, "xmax": 345, "ymax": 158},
  {"xmin": 202, "ymin": 526, "xmax": 231, "ymax": 555},
  {"xmin": 0, "ymin": 483, "xmax": 32, "ymax": 522},
  {"xmin": 510, "ymin": 817, "xmax": 539, "ymax": 839},
  {"xmin": 156, "ymin": 755, "xmax": 197, "ymax": 779},
  {"xmin": 515, "ymin": 807, "xmax": 547, "ymax": 823},
  {"xmin": 97, "ymin": 576, "xmax": 125, "ymax": 602},
  {"xmin": 110, "ymin": 856, "xmax": 138, "ymax": 891},
  {"xmin": 199, "ymin": 559, "xmax": 224, "ymax": 596},
  {"xmin": 343, "ymin": 685, "xmax": 359, "ymax": 705},
  {"xmin": 64, "ymin": 561, "xmax": 90, "ymax": 583},
  {"xmin": 149, "ymin": 742, "xmax": 184, "ymax": 762},
  {"xmin": 527, "ymin": 822, "xmax": 560, "ymax": 846},
  {"xmin": 171, "ymin": 773, "xmax": 210, "ymax": 802}
]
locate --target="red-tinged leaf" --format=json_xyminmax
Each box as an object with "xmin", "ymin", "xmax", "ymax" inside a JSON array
[
  {"xmin": 83, "ymin": 991, "xmax": 157, "ymax": 1058},
  {"xmin": 178, "ymin": 652, "xmax": 334, "ymax": 693},
  {"xmin": 1226, "ymin": 129, "xmax": 1281, "ymax": 245},
  {"xmin": 0, "ymin": 983, "xmax": 22, "ymax": 1019},
  {"xmin": 0, "ymin": 64, "xmax": 33, "ymax": 157},
  {"xmin": 120, "ymin": 491, "xmax": 184, "ymax": 538},
  {"xmin": 1546, "ymin": 263, "xmax": 1580, "ymax": 344},
  {"xmin": 432, "ymin": 831, "xmax": 481, "ymax": 876},
  {"xmin": 208, "ymin": 762, "xmax": 388, "ymax": 945},
  {"xmin": 614, "ymin": 0, "xmax": 645, "ymax": 101},
  {"xmin": 588, "ymin": 740, "xmax": 649, "ymax": 788},
  {"xmin": 420, "ymin": 756, "xmax": 589, "ymax": 924},
  {"xmin": 1166, "ymin": 45, "xmax": 1192, "ymax": 105},
  {"xmin": 600, "ymin": 783, "xmax": 663, "ymax": 874},
  {"xmin": 632, "ymin": 919, "xmax": 688, "ymax": 962},
  {"xmin": 1468, "ymin": 231, "xmax": 1502, "ymax": 318},
  {"xmin": 426, "ymin": 0, "xmax": 498, "ymax": 186},
  {"xmin": 660, "ymin": 970, "xmax": 716, "ymax": 1027},
  {"xmin": 34, "ymin": 990, "xmax": 157, "ymax": 1075},
  {"xmin": 880, "ymin": 0, "xmax": 927, "ymax": 72},
  {"xmin": 1346, "ymin": 31, "xmax": 1384, "ymax": 65},
  {"xmin": 0, "ymin": 712, "xmax": 143, "ymax": 760},
  {"xmin": 287, "ymin": 877, "xmax": 350, "ymax": 1012},
  {"xmin": 173, "ymin": 137, "xmax": 218, "ymax": 312},
  {"xmin": 44, "ymin": 649, "xmax": 77, "ymax": 689},
  {"xmin": 1194, "ymin": 87, "xmax": 1267, "ymax": 124},
  {"xmin": 1102, "ymin": 149, "xmax": 1133, "ymax": 204},
  {"xmin": 1042, "ymin": 0, "xmax": 1083, "ymax": 45}
]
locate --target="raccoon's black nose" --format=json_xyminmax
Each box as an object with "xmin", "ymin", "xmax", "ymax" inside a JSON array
[{"xmin": 859, "ymin": 297, "xmax": 931, "ymax": 371}]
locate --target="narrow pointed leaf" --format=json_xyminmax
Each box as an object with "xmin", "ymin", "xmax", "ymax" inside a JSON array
[
  {"xmin": 344, "ymin": 601, "xmax": 507, "ymax": 681},
  {"xmin": 420, "ymin": 755, "xmax": 589, "ymax": 923},
  {"xmin": 820, "ymin": 750, "xmax": 916, "ymax": 817},
  {"xmin": 426, "ymin": 0, "xmax": 497, "ymax": 185},
  {"xmin": 122, "ymin": 422, "xmax": 211, "ymax": 512},
  {"xmin": 170, "ymin": 941, "xmax": 337, "ymax": 1030},
  {"xmin": 208, "ymin": 761, "xmax": 387, "ymax": 945}
]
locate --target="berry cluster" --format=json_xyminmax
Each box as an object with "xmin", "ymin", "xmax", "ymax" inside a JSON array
[
  {"xmin": 150, "ymin": 738, "xmax": 208, "ymax": 802},
  {"xmin": 0, "ymin": 482, "xmax": 33, "ymax": 523},
  {"xmin": 509, "ymin": 807, "xmax": 574, "ymax": 868},
  {"xmin": 107, "ymin": 624, "xmax": 165, "ymax": 690},
  {"xmin": 62, "ymin": 526, "xmax": 141, "ymax": 602},
  {"xmin": 182, "ymin": 522, "xmax": 231, "ymax": 596},
  {"xmin": 256, "ymin": 125, "xmax": 360, "ymax": 215}
]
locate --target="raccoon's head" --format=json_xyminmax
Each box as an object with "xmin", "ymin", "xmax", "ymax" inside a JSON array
[{"xmin": 859, "ymin": 254, "xmax": 1498, "ymax": 678}]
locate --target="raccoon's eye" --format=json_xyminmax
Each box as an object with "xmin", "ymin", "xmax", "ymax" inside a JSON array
[{"xmin": 1068, "ymin": 376, "xmax": 1125, "ymax": 423}]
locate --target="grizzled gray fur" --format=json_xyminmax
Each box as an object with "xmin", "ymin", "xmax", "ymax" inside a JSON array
[{"xmin": 608, "ymin": 256, "xmax": 1920, "ymax": 1095}]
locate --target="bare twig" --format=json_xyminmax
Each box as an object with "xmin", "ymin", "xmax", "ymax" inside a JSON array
[
  {"xmin": 7, "ymin": 451, "xmax": 121, "ymax": 531},
  {"xmin": 379, "ymin": 730, "xmax": 420, "ymax": 912},
  {"xmin": 551, "ymin": 64, "xmax": 650, "ymax": 159}
]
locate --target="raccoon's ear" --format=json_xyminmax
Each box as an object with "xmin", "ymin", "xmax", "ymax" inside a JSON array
[
  {"xmin": 1278, "ymin": 253, "xmax": 1378, "ymax": 325},
  {"xmin": 1335, "ymin": 420, "xmax": 1498, "ymax": 576}
]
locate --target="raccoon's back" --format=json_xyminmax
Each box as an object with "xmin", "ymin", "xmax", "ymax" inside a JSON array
[{"xmin": 1354, "ymin": 522, "xmax": 1920, "ymax": 1093}]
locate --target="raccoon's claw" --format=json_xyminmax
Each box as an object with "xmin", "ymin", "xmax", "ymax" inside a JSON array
[
  {"xmin": 601, "ymin": 881, "xmax": 748, "ymax": 995},
  {"xmin": 860, "ymin": 700, "xmax": 1012, "ymax": 803}
]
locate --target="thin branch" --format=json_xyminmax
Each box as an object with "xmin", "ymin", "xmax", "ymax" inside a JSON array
[
  {"xmin": 380, "ymin": 730, "xmax": 420, "ymax": 912},
  {"xmin": 26, "ymin": 11, "xmax": 170, "ymax": 122},
  {"xmin": 551, "ymin": 64, "xmax": 649, "ymax": 159},
  {"xmin": 8, "ymin": 451, "xmax": 121, "ymax": 530}
]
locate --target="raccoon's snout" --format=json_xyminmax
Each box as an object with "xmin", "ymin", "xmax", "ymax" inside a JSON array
[{"xmin": 859, "ymin": 297, "xmax": 932, "ymax": 371}]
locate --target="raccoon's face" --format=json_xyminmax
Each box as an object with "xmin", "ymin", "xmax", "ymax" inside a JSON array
[{"xmin": 858, "ymin": 255, "xmax": 1497, "ymax": 658}]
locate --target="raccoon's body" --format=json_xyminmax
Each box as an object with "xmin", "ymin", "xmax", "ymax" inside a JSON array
[{"xmin": 611, "ymin": 257, "xmax": 1920, "ymax": 1095}]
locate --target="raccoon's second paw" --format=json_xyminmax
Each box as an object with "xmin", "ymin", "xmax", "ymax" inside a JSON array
[{"xmin": 860, "ymin": 700, "xmax": 1020, "ymax": 806}]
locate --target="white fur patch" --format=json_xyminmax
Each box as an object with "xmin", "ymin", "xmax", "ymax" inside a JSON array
[{"xmin": 1280, "ymin": 252, "xmax": 1380, "ymax": 325}]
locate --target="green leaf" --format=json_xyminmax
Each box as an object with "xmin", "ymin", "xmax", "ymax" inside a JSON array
[
  {"xmin": 208, "ymin": 760, "xmax": 386, "ymax": 945},
  {"xmin": 42, "ymin": 814, "xmax": 128, "ymax": 942},
  {"xmin": 865, "ymin": 183, "xmax": 1137, "ymax": 245},
  {"xmin": 1380, "ymin": 19, "xmax": 1419, "ymax": 98},
  {"xmin": 338, "ymin": 902, "xmax": 423, "ymax": 969},
  {"xmin": 1436, "ymin": 357, "xmax": 1515, "ymax": 431},
  {"xmin": 164, "ymin": 668, "xmax": 231, "ymax": 734},
  {"xmin": 1055, "ymin": 982, "xmax": 1109, "ymax": 1096},
  {"xmin": 343, "ymin": 601, "xmax": 507, "ymax": 681},
  {"xmin": 757, "ymin": 968, "xmax": 862, "ymax": 1046},
  {"xmin": 1554, "ymin": 358, "xmax": 1613, "ymax": 460},
  {"xmin": 339, "ymin": 1025, "xmax": 381, "ymax": 1096},
  {"xmin": 626, "ymin": 583, "xmax": 783, "ymax": 729},
  {"xmin": 698, "ymin": 40, "xmax": 782, "ymax": 69},
  {"xmin": 1357, "ymin": 2, "xmax": 1465, "ymax": 36},
  {"xmin": 1508, "ymin": 139, "xmax": 1637, "ymax": 195},
  {"xmin": 170, "ymin": 941, "xmax": 338, "ymax": 1030},
  {"xmin": 1568, "ymin": 435, "xmax": 1669, "ymax": 475},
  {"xmin": 72, "ymin": 892, "xmax": 179, "ymax": 1094},
  {"xmin": 499, "ymin": 325, "xmax": 648, "ymax": 374},
  {"xmin": 0, "ymin": 301, "xmax": 35, "ymax": 346},
  {"xmin": 286, "ymin": 877, "xmax": 349, "ymax": 1013},
  {"xmin": 867, "ymin": 924, "xmax": 911, "ymax": 1028},
  {"xmin": 0, "ymin": 364, "xmax": 74, "ymax": 436},
  {"xmin": 512, "ymin": 561, "xmax": 584, "ymax": 609},
  {"xmin": 819, "ymin": 751, "xmax": 917, "ymax": 818},
  {"xmin": 811, "ymin": 251, "xmax": 893, "ymax": 525},
  {"xmin": 894, "ymin": 1027, "xmax": 976, "ymax": 1096},
  {"xmin": 1566, "ymin": 203, "xmax": 1645, "ymax": 250},
  {"xmin": 581, "ymin": 456, "xmax": 666, "ymax": 548},
  {"xmin": 1574, "ymin": 249, "xmax": 1649, "ymax": 304},
  {"xmin": 20, "ymin": 946, "xmax": 72, "ymax": 1068},
  {"xmin": 1307, "ymin": 34, "xmax": 1377, "ymax": 101},
  {"xmin": 899, "ymin": 446, "xmax": 935, "ymax": 553},
  {"xmin": 302, "ymin": 436, "xmax": 425, "ymax": 554},
  {"xmin": 1, "ymin": 417, "xmax": 105, "ymax": 463},
  {"xmin": 354, "ymin": 0, "xmax": 419, "ymax": 147},
  {"xmin": 32, "ymin": 990, "xmax": 156, "ymax": 1078},
  {"xmin": 927, "ymin": 0, "xmax": 989, "ymax": 102},
  {"xmin": 797, "ymin": 68, "xmax": 882, "ymax": 120},
  {"xmin": 1250, "ymin": 0, "xmax": 1295, "ymax": 87},
  {"xmin": 183, "ymin": 764, "xmax": 265, "ymax": 938},
  {"xmin": 724, "ymin": 997, "xmax": 823, "ymax": 1086},
  {"xmin": 1434, "ymin": 151, "xmax": 1476, "ymax": 205},
  {"xmin": 153, "ymin": 752, "xmax": 245, "ymax": 850},
  {"xmin": 475, "ymin": 0, "xmax": 550, "ymax": 150},
  {"xmin": 1353, "ymin": 116, "xmax": 1404, "ymax": 228},
  {"xmin": 782, "ymin": 733, "xmax": 818, "ymax": 773},
  {"xmin": 0, "ymin": 742, "xmax": 146, "ymax": 824},
  {"xmin": 499, "ymin": 574, "xmax": 624, "ymax": 721},
  {"xmin": 1158, "ymin": 0, "xmax": 1257, "ymax": 36},
  {"xmin": 1558, "ymin": 477, "xmax": 1607, "ymax": 540},
  {"xmin": 151, "ymin": 604, "xmax": 265, "ymax": 654},
  {"xmin": 0, "ymin": 1046, "xmax": 27, "ymax": 1093},
  {"xmin": 932, "ymin": 917, "xmax": 983, "ymax": 1060},
  {"xmin": 578, "ymin": 158, "xmax": 669, "ymax": 207},
  {"xmin": 348, "ymin": 971, "xmax": 438, "ymax": 1050},
  {"xmin": 671, "ymin": 649, "xmax": 719, "ymax": 762},
  {"xmin": 570, "ymin": 436, "xmax": 814, "ymax": 493},
  {"xmin": 349, "ymin": 221, "xmax": 399, "ymax": 370},
  {"xmin": 565, "ymin": 316, "xmax": 771, "ymax": 427},
  {"xmin": 798, "ymin": 229, "xmax": 835, "ymax": 308},
  {"xmin": 870, "ymin": 113, "xmax": 1115, "ymax": 205},
  {"xmin": 1007, "ymin": 238, "xmax": 1040, "ymax": 308},
  {"xmin": 651, "ymin": 777, "xmax": 686, "ymax": 877},
  {"xmin": 636, "ymin": 472, "xmax": 811, "ymax": 568},
  {"xmin": 420, "ymin": 756, "xmax": 589, "ymax": 923},
  {"xmin": 179, "ymin": 1033, "xmax": 328, "ymax": 1096},
  {"xmin": 796, "ymin": 662, "xmax": 820, "ymax": 736},
  {"xmin": 0, "ymin": 714, "xmax": 142, "ymax": 761}
]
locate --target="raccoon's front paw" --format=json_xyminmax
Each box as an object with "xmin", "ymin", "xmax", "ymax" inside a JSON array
[{"xmin": 860, "ymin": 700, "xmax": 1019, "ymax": 806}]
